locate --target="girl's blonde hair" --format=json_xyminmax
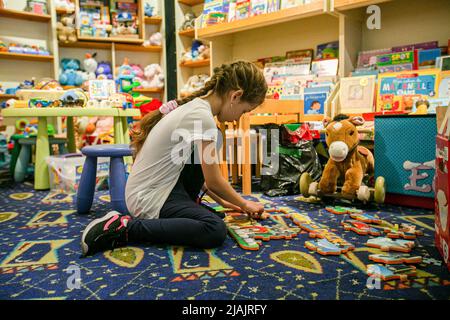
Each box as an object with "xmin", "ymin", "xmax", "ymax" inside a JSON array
[{"xmin": 131, "ymin": 60, "xmax": 268, "ymax": 156}]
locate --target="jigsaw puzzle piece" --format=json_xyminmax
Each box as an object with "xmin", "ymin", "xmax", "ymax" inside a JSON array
[
  {"xmin": 383, "ymin": 223, "xmax": 424, "ymax": 240},
  {"xmin": 341, "ymin": 219, "xmax": 382, "ymax": 236},
  {"xmin": 325, "ymin": 206, "xmax": 363, "ymax": 215},
  {"xmin": 349, "ymin": 213, "xmax": 383, "ymax": 224},
  {"xmin": 369, "ymin": 253, "xmax": 422, "ymax": 265},
  {"xmin": 366, "ymin": 237, "xmax": 415, "ymax": 253},
  {"xmin": 305, "ymin": 238, "xmax": 354, "ymax": 256},
  {"xmin": 367, "ymin": 264, "xmax": 417, "ymax": 281}
]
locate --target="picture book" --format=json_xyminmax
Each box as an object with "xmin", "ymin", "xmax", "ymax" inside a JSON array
[
  {"xmin": 304, "ymin": 89, "xmax": 328, "ymax": 116},
  {"xmin": 267, "ymin": 0, "xmax": 280, "ymax": 12},
  {"xmin": 263, "ymin": 62, "xmax": 286, "ymax": 84},
  {"xmin": 351, "ymin": 68, "xmax": 379, "ymax": 77},
  {"xmin": 357, "ymin": 48, "xmax": 392, "ymax": 68},
  {"xmin": 280, "ymin": 0, "xmax": 297, "ymax": 9},
  {"xmin": 411, "ymin": 97, "xmax": 450, "ymax": 114},
  {"xmin": 392, "ymin": 41, "xmax": 438, "ymax": 53},
  {"xmin": 284, "ymin": 60, "xmax": 311, "ymax": 75},
  {"xmin": 417, "ymin": 48, "xmax": 441, "ymax": 69},
  {"xmin": 228, "ymin": 0, "xmax": 237, "ymax": 21},
  {"xmin": 250, "ymin": 0, "xmax": 267, "ymax": 16},
  {"xmin": 311, "ymin": 59, "xmax": 339, "ymax": 76},
  {"xmin": 339, "ymin": 76, "xmax": 376, "ymax": 114},
  {"xmin": 316, "ymin": 41, "xmax": 339, "ymax": 60},
  {"xmin": 439, "ymin": 71, "xmax": 450, "ymax": 98},
  {"xmin": 436, "ymin": 55, "xmax": 450, "ymax": 71},
  {"xmin": 286, "ymin": 48, "xmax": 314, "ymax": 59},
  {"xmin": 376, "ymin": 69, "xmax": 440, "ymax": 112},
  {"xmin": 378, "ymin": 63, "xmax": 413, "ymax": 74},
  {"xmin": 376, "ymin": 51, "xmax": 415, "ymax": 67},
  {"xmin": 236, "ymin": 0, "xmax": 251, "ymax": 20},
  {"xmin": 88, "ymin": 80, "xmax": 116, "ymax": 100}
]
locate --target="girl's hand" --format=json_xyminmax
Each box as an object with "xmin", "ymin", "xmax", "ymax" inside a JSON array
[{"xmin": 242, "ymin": 200, "xmax": 268, "ymax": 219}]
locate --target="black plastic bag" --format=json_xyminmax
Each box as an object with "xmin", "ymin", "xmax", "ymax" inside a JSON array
[{"xmin": 260, "ymin": 124, "xmax": 322, "ymax": 197}]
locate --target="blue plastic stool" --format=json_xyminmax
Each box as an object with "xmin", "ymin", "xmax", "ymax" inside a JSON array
[
  {"xmin": 14, "ymin": 137, "xmax": 67, "ymax": 183},
  {"xmin": 77, "ymin": 144, "xmax": 132, "ymax": 215}
]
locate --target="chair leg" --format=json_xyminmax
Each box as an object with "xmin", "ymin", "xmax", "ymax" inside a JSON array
[
  {"xmin": 109, "ymin": 156, "xmax": 129, "ymax": 215},
  {"xmin": 77, "ymin": 156, "xmax": 98, "ymax": 214},
  {"xmin": 14, "ymin": 145, "xmax": 31, "ymax": 183}
]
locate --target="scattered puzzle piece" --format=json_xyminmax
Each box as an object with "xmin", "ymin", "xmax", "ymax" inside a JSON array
[
  {"xmin": 367, "ymin": 264, "xmax": 417, "ymax": 281},
  {"xmin": 366, "ymin": 237, "xmax": 415, "ymax": 253},
  {"xmin": 325, "ymin": 206, "xmax": 363, "ymax": 215},
  {"xmin": 224, "ymin": 212, "xmax": 299, "ymax": 251},
  {"xmin": 382, "ymin": 223, "xmax": 424, "ymax": 240},
  {"xmin": 341, "ymin": 219, "xmax": 382, "ymax": 236},
  {"xmin": 349, "ymin": 213, "xmax": 382, "ymax": 224},
  {"xmin": 305, "ymin": 238, "xmax": 355, "ymax": 255},
  {"xmin": 369, "ymin": 253, "xmax": 422, "ymax": 265}
]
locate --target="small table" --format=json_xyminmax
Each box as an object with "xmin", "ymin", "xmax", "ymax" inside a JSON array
[{"xmin": 1, "ymin": 107, "xmax": 140, "ymax": 190}]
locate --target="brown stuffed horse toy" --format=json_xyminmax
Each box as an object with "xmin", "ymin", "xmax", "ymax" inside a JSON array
[{"xmin": 319, "ymin": 114, "xmax": 374, "ymax": 199}]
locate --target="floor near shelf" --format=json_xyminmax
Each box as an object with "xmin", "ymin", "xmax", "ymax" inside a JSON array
[{"xmin": 0, "ymin": 170, "xmax": 449, "ymax": 300}]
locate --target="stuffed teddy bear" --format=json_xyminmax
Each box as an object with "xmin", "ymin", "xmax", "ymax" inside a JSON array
[
  {"xmin": 142, "ymin": 64, "xmax": 165, "ymax": 88},
  {"xmin": 56, "ymin": 15, "xmax": 77, "ymax": 43},
  {"xmin": 319, "ymin": 114, "xmax": 374, "ymax": 200},
  {"xmin": 59, "ymin": 59, "xmax": 84, "ymax": 86},
  {"xmin": 180, "ymin": 12, "xmax": 196, "ymax": 30},
  {"xmin": 83, "ymin": 53, "xmax": 98, "ymax": 81},
  {"xmin": 95, "ymin": 61, "xmax": 113, "ymax": 80}
]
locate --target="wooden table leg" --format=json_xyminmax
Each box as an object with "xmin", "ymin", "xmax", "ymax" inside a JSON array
[
  {"xmin": 114, "ymin": 116, "xmax": 124, "ymax": 144},
  {"xmin": 241, "ymin": 114, "xmax": 251, "ymax": 195},
  {"xmin": 35, "ymin": 116, "xmax": 50, "ymax": 190},
  {"xmin": 66, "ymin": 116, "xmax": 76, "ymax": 153}
]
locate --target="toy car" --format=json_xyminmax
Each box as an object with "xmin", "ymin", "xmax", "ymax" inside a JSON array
[{"xmin": 299, "ymin": 172, "xmax": 386, "ymax": 204}]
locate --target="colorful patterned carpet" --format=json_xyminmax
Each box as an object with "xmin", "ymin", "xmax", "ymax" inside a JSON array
[{"xmin": 1, "ymin": 174, "xmax": 449, "ymax": 300}]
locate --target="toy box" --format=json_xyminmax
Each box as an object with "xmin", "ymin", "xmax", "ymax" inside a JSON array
[
  {"xmin": 46, "ymin": 154, "xmax": 109, "ymax": 193},
  {"xmin": 374, "ymin": 114, "xmax": 436, "ymax": 209},
  {"xmin": 435, "ymin": 105, "xmax": 450, "ymax": 270}
]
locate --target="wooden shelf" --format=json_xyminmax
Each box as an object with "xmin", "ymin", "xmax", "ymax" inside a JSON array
[
  {"xmin": 179, "ymin": 28, "xmax": 195, "ymax": 37},
  {"xmin": 197, "ymin": 2, "xmax": 325, "ymax": 40},
  {"xmin": 0, "ymin": 52, "xmax": 54, "ymax": 62},
  {"xmin": 333, "ymin": 0, "xmax": 392, "ymax": 11},
  {"xmin": 0, "ymin": 94, "xmax": 17, "ymax": 99},
  {"xmin": 180, "ymin": 59, "xmax": 210, "ymax": 68},
  {"xmin": 116, "ymin": 44, "xmax": 162, "ymax": 52},
  {"xmin": 133, "ymin": 88, "xmax": 164, "ymax": 94},
  {"xmin": 77, "ymin": 36, "xmax": 144, "ymax": 44},
  {"xmin": 59, "ymin": 41, "xmax": 112, "ymax": 49},
  {"xmin": 178, "ymin": 0, "xmax": 204, "ymax": 6},
  {"xmin": 145, "ymin": 16, "xmax": 163, "ymax": 25},
  {"xmin": 0, "ymin": 8, "xmax": 51, "ymax": 22}
]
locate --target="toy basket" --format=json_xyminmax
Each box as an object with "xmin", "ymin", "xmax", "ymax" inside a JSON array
[{"xmin": 46, "ymin": 153, "xmax": 109, "ymax": 193}]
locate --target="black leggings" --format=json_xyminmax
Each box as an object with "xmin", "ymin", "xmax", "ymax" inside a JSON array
[{"xmin": 126, "ymin": 162, "xmax": 227, "ymax": 249}]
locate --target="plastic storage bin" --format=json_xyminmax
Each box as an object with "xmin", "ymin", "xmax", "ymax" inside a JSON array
[{"xmin": 46, "ymin": 153, "xmax": 109, "ymax": 193}]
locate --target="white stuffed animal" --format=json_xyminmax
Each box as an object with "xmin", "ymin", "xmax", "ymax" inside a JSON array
[
  {"xmin": 83, "ymin": 53, "xmax": 98, "ymax": 81},
  {"xmin": 142, "ymin": 64, "xmax": 165, "ymax": 88},
  {"xmin": 180, "ymin": 74, "xmax": 210, "ymax": 97},
  {"xmin": 144, "ymin": 32, "xmax": 162, "ymax": 47}
]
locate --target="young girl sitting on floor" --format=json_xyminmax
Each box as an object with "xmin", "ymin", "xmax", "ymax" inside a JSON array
[{"xmin": 81, "ymin": 61, "xmax": 268, "ymax": 256}]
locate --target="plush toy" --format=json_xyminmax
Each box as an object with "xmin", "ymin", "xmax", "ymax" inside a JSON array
[
  {"xmin": 181, "ymin": 40, "xmax": 210, "ymax": 63},
  {"xmin": 142, "ymin": 64, "xmax": 165, "ymax": 88},
  {"xmin": 197, "ymin": 44, "xmax": 210, "ymax": 60},
  {"xmin": 54, "ymin": 0, "xmax": 74, "ymax": 11},
  {"xmin": 95, "ymin": 61, "xmax": 113, "ymax": 80},
  {"xmin": 57, "ymin": 15, "xmax": 77, "ymax": 43},
  {"xmin": 0, "ymin": 40, "xmax": 7, "ymax": 52},
  {"xmin": 83, "ymin": 53, "xmax": 98, "ymax": 80},
  {"xmin": 180, "ymin": 12, "xmax": 196, "ymax": 30},
  {"xmin": 180, "ymin": 74, "xmax": 210, "ymax": 97},
  {"xmin": 144, "ymin": 32, "xmax": 162, "ymax": 47},
  {"xmin": 112, "ymin": 12, "xmax": 137, "ymax": 36},
  {"xmin": 59, "ymin": 58, "xmax": 84, "ymax": 86},
  {"xmin": 144, "ymin": 2, "xmax": 154, "ymax": 17},
  {"xmin": 319, "ymin": 114, "xmax": 374, "ymax": 200}
]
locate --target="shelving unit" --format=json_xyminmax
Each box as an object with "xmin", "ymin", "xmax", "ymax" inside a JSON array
[
  {"xmin": 332, "ymin": 0, "xmax": 391, "ymax": 11},
  {"xmin": 145, "ymin": 16, "xmax": 163, "ymax": 24},
  {"xmin": 175, "ymin": 0, "xmax": 208, "ymax": 99},
  {"xmin": 0, "ymin": 52, "xmax": 54, "ymax": 62},
  {"xmin": 0, "ymin": 7, "xmax": 51, "ymax": 22}
]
